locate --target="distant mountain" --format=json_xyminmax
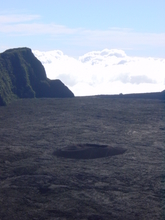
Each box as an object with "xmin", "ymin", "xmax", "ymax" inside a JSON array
[{"xmin": 0, "ymin": 47, "xmax": 74, "ymax": 105}]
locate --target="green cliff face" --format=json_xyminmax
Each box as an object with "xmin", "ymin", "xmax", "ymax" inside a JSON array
[{"xmin": 0, "ymin": 47, "xmax": 74, "ymax": 105}]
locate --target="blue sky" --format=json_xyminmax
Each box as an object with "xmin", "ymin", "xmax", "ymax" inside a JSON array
[
  {"xmin": 1, "ymin": 0, "xmax": 165, "ymax": 96},
  {"xmin": 1, "ymin": 0, "xmax": 165, "ymax": 58}
]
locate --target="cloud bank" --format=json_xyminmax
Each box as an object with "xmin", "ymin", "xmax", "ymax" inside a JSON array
[{"xmin": 33, "ymin": 49, "xmax": 165, "ymax": 96}]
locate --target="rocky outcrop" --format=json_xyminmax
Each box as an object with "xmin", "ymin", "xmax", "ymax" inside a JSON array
[{"xmin": 0, "ymin": 47, "xmax": 74, "ymax": 105}]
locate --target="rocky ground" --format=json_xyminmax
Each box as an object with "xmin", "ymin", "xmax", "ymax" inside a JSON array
[{"xmin": 0, "ymin": 97, "xmax": 165, "ymax": 219}]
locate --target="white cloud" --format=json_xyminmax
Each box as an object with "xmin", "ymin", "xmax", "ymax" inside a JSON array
[
  {"xmin": 0, "ymin": 13, "xmax": 78, "ymax": 36},
  {"xmin": 0, "ymin": 13, "xmax": 165, "ymax": 52},
  {"xmin": 0, "ymin": 22, "xmax": 77, "ymax": 35},
  {"xmin": 33, "ymin": 49, "xmax": 165, "ymax": 96},
  {"xmin": 0, "ymin": 14, "xmax": 40, "ymax": 23}
]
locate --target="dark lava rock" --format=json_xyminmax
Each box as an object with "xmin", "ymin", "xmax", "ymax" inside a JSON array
[
  {"xmin": 96, "ymin": 90, "xmax": 165, "ymax": 100},
  {"xmin": 0, "ymin": 97, "xmax": 165, "ymax": 219},
  {"xmin": 54, "ymin": 143, "xmax": 126, "ymax": 159},
  {"xmin": 0, "ymin": 47, "xmax": 74, "ymax": 105}
]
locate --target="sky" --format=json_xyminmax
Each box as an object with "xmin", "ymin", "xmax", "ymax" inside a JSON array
[{"xmin": 0, "ymin": 0, "xmax": 165, "ymax": 96}]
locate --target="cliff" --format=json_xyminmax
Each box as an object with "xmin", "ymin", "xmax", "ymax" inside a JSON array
[{"xmin": 0, "ymin": 47, "xmax": 74, "ymax": 105}]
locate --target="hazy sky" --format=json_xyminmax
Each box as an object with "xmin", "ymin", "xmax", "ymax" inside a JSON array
[
  {"xmin": 1, "ymin": 0, "xmax": 165, "ymax": 96},
  {"xmin": 1, "ymin": 0, "xmax": 165, "ymax": 57}
]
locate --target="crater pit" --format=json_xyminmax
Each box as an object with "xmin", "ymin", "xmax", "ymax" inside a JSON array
[{"xmin": 54, "ymin": 143, "xmax": 126, "ymax": 159}]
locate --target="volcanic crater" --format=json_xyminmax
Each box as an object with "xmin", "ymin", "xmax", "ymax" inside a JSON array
[{"xmin": 53, "ymin": 143, "xmax": 126, "ymax": 159}]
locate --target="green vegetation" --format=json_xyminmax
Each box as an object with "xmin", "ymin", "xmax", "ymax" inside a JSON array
[{"xmin": 0, "ymin": 47, "xmax": 74, "ymax": 106}]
